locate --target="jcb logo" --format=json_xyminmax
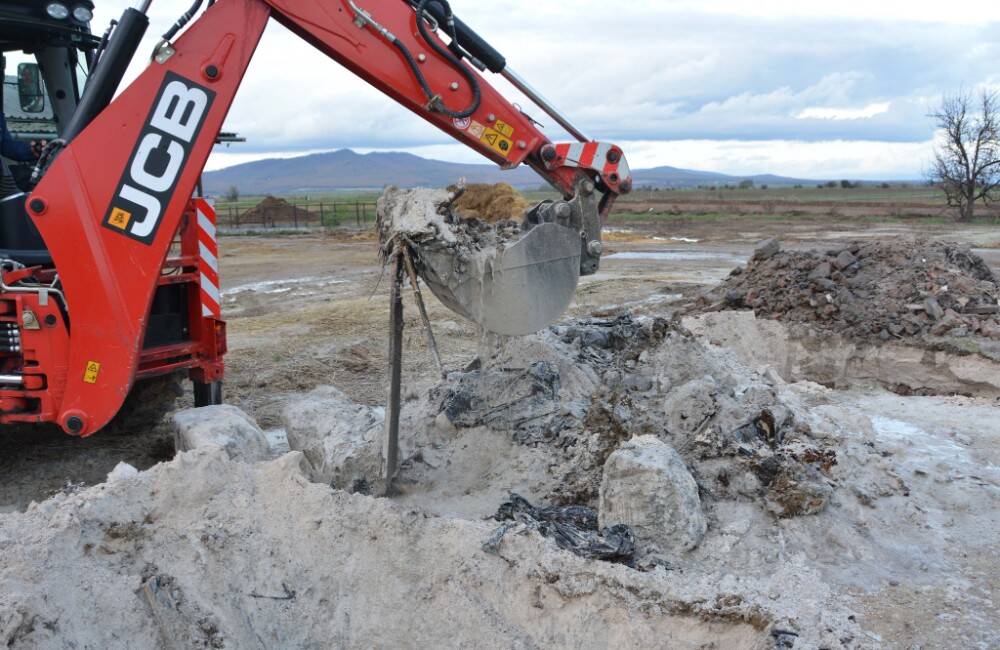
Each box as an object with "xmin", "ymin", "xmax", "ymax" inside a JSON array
[{"xmin": 103, "ymin": 72, "xmax": 215, "ymax": 244}]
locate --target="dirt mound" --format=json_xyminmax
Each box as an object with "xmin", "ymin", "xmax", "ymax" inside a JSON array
[
  {"xmin": 703, "ymin": 238, "xmax": 1000, "ymax": 344},
  {"xmin": 240, "ymin": 196, "xmax": 315, "ymax": 226},
  {"xmin": 449, "ymin": 183, "xmax": 530, "ymax": 223}
]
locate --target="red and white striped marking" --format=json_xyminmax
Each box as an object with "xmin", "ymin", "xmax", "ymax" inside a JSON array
[
  {"xmin": 553, "ymin": 141, "xmax": 631, "ymax": 185},
  {"xmin": 194, "ymin": 198, "xmax": 221, "ymax": 319}
]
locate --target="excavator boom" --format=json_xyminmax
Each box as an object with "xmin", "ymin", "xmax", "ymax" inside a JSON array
[{"xmin": 18, "ymin": 0, "xmax": 631, "ymax": 435}]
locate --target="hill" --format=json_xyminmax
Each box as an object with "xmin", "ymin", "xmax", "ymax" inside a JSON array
[{"xmin": 202, "ymin": 149, "xmax": 816, "ymax": 194}]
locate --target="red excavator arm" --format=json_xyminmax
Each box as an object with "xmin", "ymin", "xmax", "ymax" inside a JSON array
[{"xmin": 25, "ymin": 0, "xmax": 631, "ymax": 435}]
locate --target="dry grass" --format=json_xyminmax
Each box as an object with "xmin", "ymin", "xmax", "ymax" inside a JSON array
[{"xmin": 451, "ymin": 183, "xmax": 530, "ymax": 222}]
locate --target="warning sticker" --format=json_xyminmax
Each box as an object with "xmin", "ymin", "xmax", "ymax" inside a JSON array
[
  {"xmin": 481, "ymin": 127, "xmax": 513, "ymax": 157},
  {"xmin": 493, "ymin": 119, "xmax": 514, "ymax": 138},
  {"xmin": 468, "ymin": 120, "xmax": 485, "ymax": 139},
  {"xmin": 452, "ymin": 116, "xmax": 471, "ymax": 130},
  {"xmin": 84, "ymin": 361, "xmax": 101, "ymax": 384},
  {"xmin": 108, "ymin": 208, "xmax": 132, "ymax": 230}
]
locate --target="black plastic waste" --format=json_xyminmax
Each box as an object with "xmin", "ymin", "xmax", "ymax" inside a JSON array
[{"xmin": 483, "ymin": 493, "xmax": 635, "ymax": 564}]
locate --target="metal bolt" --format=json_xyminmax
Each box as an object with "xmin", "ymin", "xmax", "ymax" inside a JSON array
[
  {"xmin": 204, "ymin": 64, "xmax": 219, "ymax": 79},
  {"xmin": 487, "ymin": 113, "xmax": 496, "ymax": 122},
  {"xmin": 29, "ymin": 198, "xmax": 46, "ymax": 214},
  {"xmin": 607, "ymin": 149, "xmax": 621, "ymax": 164},
  {"xmin": 417, "ymin": 53, "xmax": 427, "ymax": 62},
  {"xmin": 450, "ymin": 82, "xmax": 459, "ymax": 91},
  {"xmin": 587, "ymin": 241, "xmax": 603, "ymax": 257},
  {"xmin": 582, "ymin": 181, "xmax": 596, "ymax": 196},
  {"xmin": 554, "ymin": 203, "xmax": 572, "ymax": 219},
  {"xmin": 66, "ymin": 416, "xmax": 84, "ymax": 434},
  {"xmin": 517, "ymin": 140, "xmax": 527, "ymax": 150}
]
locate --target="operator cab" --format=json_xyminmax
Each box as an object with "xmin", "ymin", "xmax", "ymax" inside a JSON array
[{"xmin": 0, "ymin": 1, "xmax": 98, "ymax": 263}]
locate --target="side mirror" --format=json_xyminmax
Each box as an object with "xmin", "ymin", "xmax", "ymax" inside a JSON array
[{"xmin": 17, "ymin": 63, "xmax": 45, "ymax": 114}]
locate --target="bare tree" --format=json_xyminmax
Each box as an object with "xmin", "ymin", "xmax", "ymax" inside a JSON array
[
  {"xmin": 929, "ymin": 90, "xmax": 1000, "ymax": 222},
  {"xmin": 225, "ymin": 185, "xmax": 240, "ymax": 203}
]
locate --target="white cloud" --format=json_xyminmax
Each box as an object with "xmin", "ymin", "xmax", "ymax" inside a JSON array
[
  {"xmin": 795, "ymin": 102, "xmax": 892, "ymax": 120},
  {"xmin": 79, "ymin": 1, "xmax": 995, "ymax": 179}
]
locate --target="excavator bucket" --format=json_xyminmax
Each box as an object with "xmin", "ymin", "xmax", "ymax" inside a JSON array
[{"xmin": 414, "ymin": 223, "xmax": 583, "ymax": 336}]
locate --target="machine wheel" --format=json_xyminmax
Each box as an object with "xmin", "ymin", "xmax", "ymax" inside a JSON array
[{"xmin": 193, "ymin": 380, "xmax": 224, "ymax": 407}]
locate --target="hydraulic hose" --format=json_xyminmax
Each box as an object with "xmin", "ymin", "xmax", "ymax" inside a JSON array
[
  {"xmin": 162, "ymin": 0, "xmax": 203, "ymax": 41},
  {"xmin": 411, "ymin": 0, "xmax": 481, "ymax": 119}
]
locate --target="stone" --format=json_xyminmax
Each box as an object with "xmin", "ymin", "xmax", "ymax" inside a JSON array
[
  {"xmin": 752, "ymin": 238, "xmax": 781, "ymax": 261},
  {"xmin": 833, "ymin": 250, "xmax": 858, "ymax": 270},
  {"xmin": 930, "ymin": 310, "xmax": 964, "ymax": 336},
  {"xmin": 172, "ymin": 405, "xmax": 271, "ymax": 463},
  {"xmin": 281, "ymin": 386, "xmax": 383, "ymax": 490},
  {"xmin": 923, "ymin": 297, "xmax": 944, "ymax": 321},
  {"xmin": 599, "ymin": 435, "xmax": 707, "ymax": 553},
  {"xmin": 662, "ymin": 377, "xmax": 717, "ymax": 437},
  {"xmin": 808, "ymin": 262, "xmax": 832, "ymax": 280}
]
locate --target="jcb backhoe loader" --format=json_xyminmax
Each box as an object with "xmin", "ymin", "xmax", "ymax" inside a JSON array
[{"xmin": 0, "ymin": 0, "xmax": 631, "ymax": 437}]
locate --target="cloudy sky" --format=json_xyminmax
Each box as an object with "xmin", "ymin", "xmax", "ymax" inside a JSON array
[{"xmin": 83, "ymin": 0, "xmax": 1000, "ymax": 178}]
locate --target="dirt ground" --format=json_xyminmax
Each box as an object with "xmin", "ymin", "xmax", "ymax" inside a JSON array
[{"xmin": 0, "ymin": 216, "xmax": 998, "ymax": 647}]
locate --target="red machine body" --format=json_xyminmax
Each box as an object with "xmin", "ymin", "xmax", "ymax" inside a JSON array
[{"xmin": 6, "ymin": 0, "xmax": 631, "ymax": 436}]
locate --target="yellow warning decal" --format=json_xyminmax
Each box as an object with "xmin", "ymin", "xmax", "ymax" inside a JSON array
[
  {"xmin": 108, "ymin": 208, "xmax": 132, "ymax": 230},
  {"xmin": 493, "ymin": 119, "xmax": 514, "ymax": 138},
  {"xmin": 84, "ymin": 361, "xmax": 101, "ymax": 384},
  {"xmin": 481, "ymin": 128, "xmax": 513, "ymax": 157}
]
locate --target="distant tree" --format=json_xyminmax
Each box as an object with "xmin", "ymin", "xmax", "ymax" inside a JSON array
[
  {"xmin": 225, "ymin": 185, "xmax": 240, "ymax": 202},
  {"xmin": 738, "ymin": 179, "xmax": 755, "ymax": 189},
  {"xmin": 793, "ymin": 184, "xmax": 803, "ymax": 189},
  {"xmin": 840, "ymin": 179, "xmax": 854, "ymax": 189},
  {"xmin": 881, "ymin": 182, "xmax": 891, "ymax": 189},
  {"xmin": 825, "ymin": 181, "xmax": 838, "ymax": 188},
  {"xmin": 929, "ymin": 89, "xmax": 1000, "ymax": 222},
  {"xmin": 760, "ymin": 184, "xmax": 769, "ymax": 190}
]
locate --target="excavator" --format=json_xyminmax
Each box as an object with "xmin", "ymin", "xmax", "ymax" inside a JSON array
[{"xmin": 0, "ymin": 0, "xmax": 632, "ymax": 437}]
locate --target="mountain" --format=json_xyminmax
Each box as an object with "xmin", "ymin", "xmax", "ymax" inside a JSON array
[
  {"xmin": 201, "ymin": 149, "xmax": 815, "ymax": 195},
  {"xmin": 203, "ymin": 149, "xmax": 538, "ymax": 194},
  {"xmin": 629, "ymin": 166, "xmax": 813, "ymax": 189}
]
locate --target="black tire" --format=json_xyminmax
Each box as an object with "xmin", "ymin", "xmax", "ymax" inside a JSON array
[{"xmin": 193, "ymin": 380, "xmax": 224, "ymax": 407}]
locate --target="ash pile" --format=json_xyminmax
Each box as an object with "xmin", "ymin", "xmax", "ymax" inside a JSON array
[{"xmin": 703, "ymin": 238, "xmax": 1000, "ymax": 344}]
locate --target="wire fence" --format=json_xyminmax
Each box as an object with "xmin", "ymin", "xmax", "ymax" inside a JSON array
[{"xmin": 215, "ymin": 201, "xmax": 378, "ymax": 230}]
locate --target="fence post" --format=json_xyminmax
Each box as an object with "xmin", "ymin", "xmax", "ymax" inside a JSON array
[
  {"xmin": 293, "ymin": 203, "xmax": 298, "ymax": 229},
  {"xmin": 356, "ymin": 201, "xmax": 361, "ymax": 226},
  {"xmin": 319, "ymin": 202, "xmax": 324, "ymax": 227}
]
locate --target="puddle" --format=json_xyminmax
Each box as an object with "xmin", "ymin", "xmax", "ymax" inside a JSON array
[
  {"xmin": 224, "ymin": 276, "xmax": 348, "ymax": 296},
  {"xmin": 606, "ymin": 250, "xmax": 740, "ymax": 262},
  {"xmin": 651, "ymin": 236, "xmax": 701, "ymax": 243}
]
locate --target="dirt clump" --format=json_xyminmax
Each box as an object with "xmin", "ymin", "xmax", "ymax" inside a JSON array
[
  {"xmin": 240, "ymin": 196, "xmax": 316, "ymax": 226},
  {"xmin": 448, "ymin": 182, "xmax": 531, "ymax": 223},
  {"xmin": 704, "ymin": 237, "xmax": 1000, "ymax": 345}
]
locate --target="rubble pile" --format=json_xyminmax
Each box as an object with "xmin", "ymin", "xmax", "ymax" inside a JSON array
[
  {"xmin": 423, "ymin": 315, "xmax": 836, "ymax": 522},
  {"xmin": 705, "ymin": 237, "xmax": 1000, "ymax": 343}
]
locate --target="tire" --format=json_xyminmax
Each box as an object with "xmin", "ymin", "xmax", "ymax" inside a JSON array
[{"xmin": 193, "ymin": 380, "xmax": 223, "ymax": 407}]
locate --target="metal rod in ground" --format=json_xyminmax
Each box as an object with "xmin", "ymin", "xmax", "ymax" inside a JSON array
[
  {"xmin": 402, "ymin": 246, "xmax": 445, "ymax": 379},
  {"xmin": 382, "ymin": 248, "xmax": 405, "ymax": 495}
]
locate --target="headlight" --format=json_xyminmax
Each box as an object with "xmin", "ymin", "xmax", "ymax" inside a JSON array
[
  {"xmin": 45, "ymin": 2, "xmax": 70, "ymax": 19},
  {"xmin": 72, "ymin": 6, "xmax": 93, "ymax": 22}
]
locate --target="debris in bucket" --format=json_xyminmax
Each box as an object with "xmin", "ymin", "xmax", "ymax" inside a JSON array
[
  {"xmin": 484, "ymin": 493, "xmax": 636, "ymax": 563},
  {"xmin": 376, "ymin": 185, "xmax": 583, "ymax": 335},
  {"xmin": 703, "ymin": 238, "xmax": 1000, "ymax": 343}
]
